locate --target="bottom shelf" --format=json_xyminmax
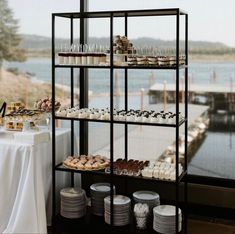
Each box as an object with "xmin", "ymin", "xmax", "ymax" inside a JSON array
[{"xmin": 52, "ymin": 208, "xmax": 185, "ymax": 234}]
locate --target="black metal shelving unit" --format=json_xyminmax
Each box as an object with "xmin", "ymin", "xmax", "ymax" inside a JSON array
[{"xmin": 52, "ymin": 7, "xmax": 188, "ymax": 234}]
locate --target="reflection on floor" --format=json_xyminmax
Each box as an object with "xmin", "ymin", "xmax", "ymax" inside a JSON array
[{"xmin": 189, "ymin": 217, "xmax": 235, "ymax": 234}]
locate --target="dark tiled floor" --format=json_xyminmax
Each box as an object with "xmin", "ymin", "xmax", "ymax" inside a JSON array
[{"xmin": 48, "ymin": 217, "xmax": 235, "ymax": 234}]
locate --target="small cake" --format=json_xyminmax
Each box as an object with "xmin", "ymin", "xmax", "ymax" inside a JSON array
[
  {"xmin": 6, "ymin": 122, "xmax": 14, "ymax": 129},
  {"xmin": 127, "ymin": 56, "xmax": 137, "ymax": 66},
  {"xmin": 137, "ymin": 56, "xmax": 147, "ymax": 65}
]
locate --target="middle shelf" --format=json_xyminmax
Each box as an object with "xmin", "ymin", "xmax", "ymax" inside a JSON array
[
  {"xmin": 55, "ymin": 108, "xmax": 186, "ymax": 127},
  {"xmin": 55, "ymin": 115, "xmax": 186, "ymax": 127},
  {"xmin": 55, "ymin": 162, "xmax": 187, "ymax": 184}
]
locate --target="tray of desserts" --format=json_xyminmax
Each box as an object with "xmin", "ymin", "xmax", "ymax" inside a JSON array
[
  {"xmin": 63, "ymin": 155, "xmax": 110, "ymax": 171},
  {"xmin": 34, "ymin": 97, "xmax": 61, "ymax": 112},
  {"xmin": 56, "ymin": 107, "xmax": 183, "ymax": 124},
  {"xmin": 141, "ymin": 161, "xmax": 183, "ymax": 181},
  {"xmin": 5, "ymin": 108, "xmax": 45, "ymax": 121},
  {"xmin": 5, "ymin": 121, "xmax": 37, "ymax": 132},
  {"xmin": 105, "ymin": 159, "xmax": 149, "ymax": 177}
]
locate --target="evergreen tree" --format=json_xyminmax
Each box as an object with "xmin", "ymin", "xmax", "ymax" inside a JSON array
[{"xmin": 0, "ymin": 0, "xmax": 26, "ymax": 69}]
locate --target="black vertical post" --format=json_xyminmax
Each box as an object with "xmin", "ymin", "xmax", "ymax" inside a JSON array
[
  {"xmin": 51, "ymin": 13, "xmax": 56, "ymax": 225},
  {"xmin": 184, "ymin": 13, "xmax": 188, "ymax": 234},
  {"xmin": 79, "ymin": 0, "xmax": 89, "ymax": 155},
  {"xmin": 124, "ymin": 14, "xmax": 128, "ymax": 162},
  {"xmin": 175, "ymin": 9, "xmax": 180, "ymax": 234},
  {"xmin": 70, "ymin": 17, "xmax": 75, "ymax": 187},
  {"xmin": 110, "ymin": 13, "xmax": 114, "ymax": 227},
  {"xmin": 124, "ymin": 14, "xmax": 129, "ymax": 197}
]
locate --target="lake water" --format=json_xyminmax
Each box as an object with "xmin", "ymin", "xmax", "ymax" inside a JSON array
[{"xmin": 4, "ymin": 58, "xmax": 235, "ymax": 179}]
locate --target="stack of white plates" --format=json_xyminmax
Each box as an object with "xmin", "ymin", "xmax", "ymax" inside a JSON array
[
  {"xmin": 153, "ymin": 205, "xmax": 182, "ymax": 234},
  {"xmin": 90, "ymin": 183, "xmax": 115, "ymax": 216},
  {"xmin": 104, "ymin": 195, "xmax": 131, "ymax": 226},
  {"xmin": 133, "ymin": 190, "xmax": 160, "ymax": 210},
  {"xmin": 60, "ymin": 187, "xmax": 87, "ymax": 219}
]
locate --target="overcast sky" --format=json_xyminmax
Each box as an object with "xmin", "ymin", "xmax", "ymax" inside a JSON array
[{"xmin": 8, "ymin": 0, "xmax": 235, "ymax": 47}]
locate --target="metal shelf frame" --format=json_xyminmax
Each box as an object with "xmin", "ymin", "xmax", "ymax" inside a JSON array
[{"xmin": 52, "ymin": 6, "xmax": 188, "ymax": 234}]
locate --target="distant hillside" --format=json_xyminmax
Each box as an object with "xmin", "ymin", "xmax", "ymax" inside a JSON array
[{"xmin": 20, "ymin": 34, "xmax": 233, "ymax": 51}]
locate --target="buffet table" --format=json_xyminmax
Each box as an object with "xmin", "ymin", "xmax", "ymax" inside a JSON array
[{"xmin": 0, "ymin": 128, "xmax": 71, "ymax": 234}]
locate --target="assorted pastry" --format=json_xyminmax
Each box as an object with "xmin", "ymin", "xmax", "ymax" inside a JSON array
[
  {"xmin": 63, "ymin": 155, "xmax": 110, "ymax": 171},
  {"xmin": 127, "ymin": 55, "xmax": 186, "ymax": 66},
  {"xmin": 5, "ymin": 121, "xmax": 36, "ymax": 131},
  {"xmin": 6, "ymin": 102, "xmax": 25, "ymax": 113},
  {"xmin": 141, "ymin": 161, "xmax": 183, "ymax": 181},
  {"xmin": 34, "ymin": 97, "xmax": 61, "ymax": 112},
  {"xmin": 105, "ymin": 159, "xmax": 149, "ymax": 177},
  {"xmin": 56, "ymin": 107, "xmax": 183, "ymax": 124},
  {"xmin": 112, "ymin": 35, "xmax": 136, "ymax": 55},
  {"xmin": 63, "ymin": 156, "xmax": 183, "ymax": 181}
]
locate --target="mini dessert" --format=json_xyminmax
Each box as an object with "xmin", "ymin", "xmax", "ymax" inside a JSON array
[
  {"xmin": 69, "ymin": 53, "xmax": 76, "ymax": 65},
  {"xmin": 127, "ymin": 56, "xmax": 137, "ymax": 66},
  {"xmin": 15, "ymin": 122, "xmax": 23, "ymax": 130},
  {"xmin": 6, "ymin": 121, "xmax": 14, "ymax": 129},
  {"xmin": 158, "ymin": 56, "xmax": 170, "ymax": 66},
  {"xmin": 137, "ymin": 56, "xmax": 147, "ymax": 65},
  {"xmin": 81, "ymin": 53, "xmax": 87, "ymax": 65},
  {"xmin": 147, "ymin": 56, "xmax": 158, "ymax": 65}
]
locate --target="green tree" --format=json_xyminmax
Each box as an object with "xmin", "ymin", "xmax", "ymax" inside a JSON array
[{"xmin": 0, "ymin": 0, "xmax": 26, "ymax": 70}]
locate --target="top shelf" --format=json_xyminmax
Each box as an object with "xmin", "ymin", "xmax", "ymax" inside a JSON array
[{"xmin": 52, "ymin": 8, "xmax": 187, "ymax": 19}]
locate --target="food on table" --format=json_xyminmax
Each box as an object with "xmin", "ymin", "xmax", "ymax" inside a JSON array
[
  {"xmin": 63, "ymin": 155, "xmax": 110, "ymax": 171},
  {"xmin": 34, "ymin": 97, "xmax": 61, "ymax": 112},
  {"xmin": 6, "ymin": 102, "xmax": 25, "ymax": 113},
  {"xmin": 15, "ymin": 122, "xmax": 23, "ymax": 130}
]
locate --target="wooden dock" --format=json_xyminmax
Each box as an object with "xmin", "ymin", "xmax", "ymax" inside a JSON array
[
  {"xmin": 92, "ymin": 104, "xmax": 209, "ymax": 162},
  {"xmin": 149, "ymin": 83, "xmax": 235, "ymax": 113}
]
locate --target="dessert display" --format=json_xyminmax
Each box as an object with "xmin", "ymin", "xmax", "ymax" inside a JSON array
[
  {"xmin": 4, "ymin": 121, "xmax": 36, "ymax": 131},
  {"xmin": 4, "ymin": 108, "xmax": 44, "ymax": 131},
  {"xmin": 4, "ymin": 109, "xmax": 44, "ymax": 121},
  {"xmin": 112, "ymin": 35, "xmax": 136, "ymax": 54},
  {"xmin": 63, "ymin": 155, "xmax": 110, "ymax": 171},
  {"xmin": 105, "ymin": 158, "xmax": 149, "ymax": 176},
  {"xmin": 56, "ymin": 106, "xmax": 184, "ymax": 124},
  {"xmin": 141, "ymin": 161, "xmax": 183, "ymax": 181},
  {"xmin": 127, "ymin": 55, "xmax": 186, "ymax": 67},
  {"xmin": 6, "ymin": 102, "xmax": 25, "ymax": 113},
  {"xmin": 106, "ymin": 35, "xmax": 136, "ymax": 66},
  {"xmin": 57, "ymin": 41, "xmax": 186, "ymax": 67},
  {"xmin": 58, "ymin": 44, "xmax": 107, "ymax": 66},
  {"xmin": 34, "ymin": 97, "xmax": 61, "ymax": 112}
]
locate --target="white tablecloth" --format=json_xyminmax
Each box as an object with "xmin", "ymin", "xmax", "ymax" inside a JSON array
[{"xmin": 0, "ymin": 128, "xmax": 71, "ymax": 234}]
